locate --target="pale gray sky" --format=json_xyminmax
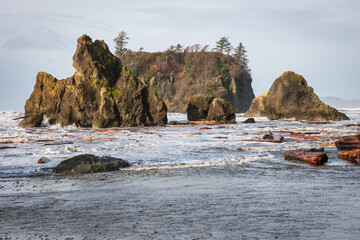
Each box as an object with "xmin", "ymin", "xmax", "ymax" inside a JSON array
[{"xmin": 0, "ymin": 0, "xmax": 359, "ymax": 111}]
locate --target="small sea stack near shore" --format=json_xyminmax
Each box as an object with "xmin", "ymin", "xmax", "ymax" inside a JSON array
[{"xmin": 244, "ymin": 71, "xmax": 349, "ymax": 121}]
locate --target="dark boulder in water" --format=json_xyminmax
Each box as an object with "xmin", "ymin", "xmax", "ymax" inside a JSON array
[
  {"xmin": 243, "ymin": 118, "xmax": 255, "ymax": 123},
  {"xmin": 187, "ymin": 94, "xmax": 215, "ymax": 121},
  {"xmin": 19, "ymin": 34, "xmax": 167, "ymax": 128},
  {"xmin": 244, "ymin": 71, "xmax": 349, "ymax": 121},
  {"xmin": 52, "ymin": 154, "xmax": 130, "ymax": 176},
  {"xmin": 187, "ymin": 94, "xmax": 235, "ymax": 123}
]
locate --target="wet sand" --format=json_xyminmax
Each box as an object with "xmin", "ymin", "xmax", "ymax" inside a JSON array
[{"xmin": 1, "ymin": 161, "xmax": 360, "ymax": 240}]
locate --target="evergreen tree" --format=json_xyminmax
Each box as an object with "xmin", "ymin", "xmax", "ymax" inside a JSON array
[
  {"xmin": 233, "ymin": 42, "xmax": 250, "ymax": 74},
  {"xmin": 114, "ymin": 31, "xmax": 129, "ymax": 56},
  {"xmin": 215, "ymin": 37, "xmax": 232, "ymax": 54},
  {"xmin": 175, "ymin": 44, "xmax": 183, "ymax": 52}
]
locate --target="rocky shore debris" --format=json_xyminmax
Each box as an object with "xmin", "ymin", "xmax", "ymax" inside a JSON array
[
  {"xmin": 244, "ymin": 71, "xmax": 349, "ymax": 121},
  {"xmin": 19, "ymin": 34, "xmax": 167, "ymax": 128},
  {"xmin": 284, "ymin": 149, "xmax": 328, "ymax": 165},
  {"xmin": 187, "ymin": 94, "xmax": 236, "ymax": 124},
  {"xmin": 262, "ymin": 132, "xmax": 284, "ymax": 143},
  {"xmin": 52, "ymin": 154, "xmax": 130, "ymax": 176},
  {"xmin": 239, "ymin": 132, "xmax": 284, "ymax": 143}
]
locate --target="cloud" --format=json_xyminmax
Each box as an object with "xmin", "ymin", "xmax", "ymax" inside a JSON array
[
  {"xmin": 34, "ymin": 13, "xmax": 114, "ymax": 32},
  {"xmin": 3, "ymin": 26, "xmax": 66, "ymax": 50}
]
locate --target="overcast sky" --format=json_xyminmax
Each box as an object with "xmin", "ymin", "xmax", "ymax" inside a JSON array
[{"xmin": 0, "ymin": 0, "xmax": 359, "ymax": 111}]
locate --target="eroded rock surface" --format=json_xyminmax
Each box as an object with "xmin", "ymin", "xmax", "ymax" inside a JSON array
[
  {"xmin": 244, "ymin": 72, "xmax": 349, "ymax": 121},
  {"xmin": 19, "ymin": 35, "xmax": 167, "ymax": 128}
]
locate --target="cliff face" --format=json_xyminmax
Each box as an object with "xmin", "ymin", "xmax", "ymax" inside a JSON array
[
  {"xmin": 121, "ymin": 50, "xmax": 255, "ymax": 113},
  {"xmin": 244, "ymin": 71, "xmax": 349, "ymax": 121},
  {"xmin": 19, "ymin": 35, "xmax": 167, "ymax": 128}
]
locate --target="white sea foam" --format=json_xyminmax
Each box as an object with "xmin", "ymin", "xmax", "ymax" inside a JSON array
[
  {"xmin": 62, "ymin": 145, "xmax": 80, "ymax": 153},
  {"xmin": 0, "ymin": 110, "xmax": 359, "ymax": 177},
  {"xmin": 127, "ymin": 152, "xmax": 274, "ymax": 171}
]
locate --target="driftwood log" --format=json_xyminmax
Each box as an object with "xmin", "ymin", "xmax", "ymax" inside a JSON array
[
  {"xmin": 188, "ymin": 120, "xmax": 216, "ymax": 125},
  {"xmin": 13, "ymin": 112, "xmax": 45, "ymax": 120},
  {"xmin": 337, "ymin": 149, "xmax": 360, "ymax": 161},
  {"xmin": 285, "ymin": 135, "xmax": 322, "ymax": 140},
  {"xmin": 335, "ymin": 141, "xmax": 360, "ymax": 150},
  {"xmin": 331, "ymin": 134, "xmax": 360, "ymax": 142},
  {"xmin": 307, "ymin": 122, "xmax": 332, "ymax": 125},
  {"xmin": 284, "ymin": 150, "xmax": 328, "ymax": 164}
]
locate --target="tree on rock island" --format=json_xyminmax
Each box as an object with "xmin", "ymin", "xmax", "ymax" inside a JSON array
[
  {"xmin": 215, "ymin": 36, "xmax": 232, "ymax": 55},
  {"xmin": 114, "ymin": 31, "xmax": 129, "ymax": 57},
  {"xmin": 233, "ymin": 42, "xmax": 251, "ymax": 74}
]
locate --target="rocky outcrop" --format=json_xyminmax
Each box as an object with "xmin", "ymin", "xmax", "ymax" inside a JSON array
[
  {"xmin": 187, "ymin": 94, "xmax": 236, "ymax": 123},
  {"xmin": 244, "ymin": 72, "xmax": 349, "ymax": 121},
  {"xmin": 52, "ymin": 154, "xmax": 130, "ymax": 176},
  {"xmin": 243, "ymin": 92, "xmax": 267, "ymax": 117},
  {"xmin": 19, "ymin": 34, "xmax": 167, "ymax": 128},
  {"xmin": 121, "ymin": 51, "xmax": 255, "ymax": 113}
]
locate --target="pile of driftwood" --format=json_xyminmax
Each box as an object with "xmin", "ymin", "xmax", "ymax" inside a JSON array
[
  {"xmin": 237, "ymin": 126, "xmax": 360, "ymax": 165},
  {"xmin": 284, "ymin": 133, "xmax": 360, "ymax": 165},
  {"xmin": 333, "ymin": 134, "xmax": 360, "ymax": 162}
]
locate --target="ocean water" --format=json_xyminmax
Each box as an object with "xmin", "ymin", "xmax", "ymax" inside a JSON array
[
  {"xmin": 1, "ymin": 109, "xmax": 360, "ymax": 239},
  {"xmin": 0, "ymin": 109, "xmax": 359, "ymax": 178}
]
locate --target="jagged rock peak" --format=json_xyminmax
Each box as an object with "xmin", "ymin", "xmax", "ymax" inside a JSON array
[{"xmin": 19, "ymin": 34, "xmax": 167, "ymax": 128}]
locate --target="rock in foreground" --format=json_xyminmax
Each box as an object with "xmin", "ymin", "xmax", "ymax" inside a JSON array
[
  {"xmin": 244, "ymin": 71, "xmax": 349, "ymax": 121},
  {"xmin": 19, "ymin": 34, "xmax": 167, "ymax": 128},
  {"xmin": 52, "ymin": 154, "xmax": 130, "ymax": 176},
  {"xmin": 187, "ymin": 94, "xmax": 236, "ymax": 123}
]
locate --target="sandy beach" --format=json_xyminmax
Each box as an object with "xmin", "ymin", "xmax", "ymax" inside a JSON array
[{"xmin": 1, "ymin": 162, "xmax": 359, "ymax": 240}]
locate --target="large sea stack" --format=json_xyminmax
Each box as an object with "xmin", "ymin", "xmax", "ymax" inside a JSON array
[
  {"xmin": 244, "ymin": 71, "xmax": 349, "ymax": 121},
  {"xmin": 120, "ymin": 50, "xmax": 255, "ymax": 113},
  {"xmin": 19, "ymin": 35, "xmax": 167, "ymax": 128}
]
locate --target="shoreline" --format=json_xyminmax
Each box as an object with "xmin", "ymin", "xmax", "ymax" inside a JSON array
[{"xmin": 1, "ymin": 163, "xmax": 360, "ymax": 239}]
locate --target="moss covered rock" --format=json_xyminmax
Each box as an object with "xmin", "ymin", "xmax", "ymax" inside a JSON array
[
  {"xmin": 52, "ymin": 154, "xmax": 130, "ymax": 176},
  {"xmin": 19, "ymin": 34, "xmax": 167, "ymax": 128}
]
